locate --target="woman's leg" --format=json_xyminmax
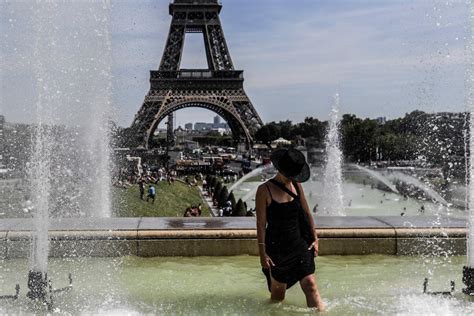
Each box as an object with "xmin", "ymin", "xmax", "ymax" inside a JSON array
[
  {"xmin": 270, "ymin": 275, "xmax": 286, "ymax": 302},
  {"xmin": 300, "ymin": 274, "xmax": 325, "ymax": 310}
]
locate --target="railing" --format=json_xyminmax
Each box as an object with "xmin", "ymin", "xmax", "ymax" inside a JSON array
[{"xmin": 151, "ymin": 70, "xmax": 243, "ymax": 80}]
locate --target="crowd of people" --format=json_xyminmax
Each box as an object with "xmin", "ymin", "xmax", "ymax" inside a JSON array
[
  {"xmin": 114, "ymin": 159, "xmax": 254, "ymax": 217},
  {"xmin": 115, "ymin": 165, "xmax": 178, "ymax": 188},
  {"xmin": 114, "ymin": 168, "xmax": 179, "ymax": 208}
]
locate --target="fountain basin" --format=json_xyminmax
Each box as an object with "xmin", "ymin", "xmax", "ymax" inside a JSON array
[
  {"xmin": 1, "ymin": 255, "xmax": 473, "ymax": 314},
  {"xmin": 0, "ymin": 217, "xmax": 467, "ymax": 258}
]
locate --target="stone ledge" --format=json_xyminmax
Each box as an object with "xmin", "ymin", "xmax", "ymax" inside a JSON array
[
  {"xmin": 397, "ymin": 237, "xmax": 466, "ymax": 256},
  {"xmin": 0, "ymin": 217, "xmax": 468, "ymax": 258},
  {"xmin": 137, "ymin": 229, "xmax": 256, "ymax": 239},
  {"xmin": 318, "ymin": 228, "xmax": 396, "ymax": 238},
  {"xmin": 6, "ymin": 230, "xmax": 138, "ymax": 240},
  {"xmin": 3, "ymin": 227, "xmax": 466, "ymax": 241},
  {"xmin": 319, "ymin": 237, "xmax": 397, "ymax": 255},
  {"xmin": 394, "ymin": 227, "xmax": 466, "ymax": 238}
]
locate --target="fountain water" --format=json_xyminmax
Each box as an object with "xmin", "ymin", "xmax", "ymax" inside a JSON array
[
  {"xmin": 27, "ymin": 2, "xmax": 61, "ymax": 298},
  {"xmin": 228, "ymin": 163, "xmax": 273, "ymax": 193},
  {"xmin": 350, "ymin": 164, "xmax": 399, "ymax": 194},
  {"xmin": 389, "ymin": 172, "xmax": 448, "ymax": 206},
  {"xmin": 463, "ymin": 0, "xmax": 474, "ymax": 295},
  {"xmin": 25, "ymin": 0, "xmax": 113, "ymax": 305},
  {"xmin": 321, "ymin": 94, "xmax": 345, "ymax": 216}
]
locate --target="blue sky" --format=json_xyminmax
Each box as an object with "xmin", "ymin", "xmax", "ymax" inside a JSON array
[{"xmin": 0, "ymin": 0, "xmax": 469, "ymax": 128}]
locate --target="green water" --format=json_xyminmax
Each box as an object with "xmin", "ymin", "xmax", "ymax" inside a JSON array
[{"xmin": 1, "ymin": 255, "xmax": 473, "ymax": 315}]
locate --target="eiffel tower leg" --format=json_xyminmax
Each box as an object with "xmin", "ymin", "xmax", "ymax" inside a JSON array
[
  {"xmin": 159, "ymin": 25, "xmax": 185, "ymax": 71},
  {"xmin": 166, "ymin": 113, "xmax": 175, "ymax": 147},
  {"xmin": 130, "ymin": 98, "xmax": 166, "ymax": 148}
]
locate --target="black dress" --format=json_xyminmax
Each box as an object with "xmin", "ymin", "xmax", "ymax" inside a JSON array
[{"xmin": 262, "ymin": 180, "xmax": 315, "ymax": 290}]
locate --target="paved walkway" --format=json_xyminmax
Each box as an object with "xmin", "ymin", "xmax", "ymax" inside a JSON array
[{"xmin": 198, "ymin": 186, "xmax": 219, "ymax": 217}]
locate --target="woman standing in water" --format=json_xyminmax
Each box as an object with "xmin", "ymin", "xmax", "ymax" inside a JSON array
[{"xmin": 256, "ymin": 148, "xmax": 324, "ymax": 311}]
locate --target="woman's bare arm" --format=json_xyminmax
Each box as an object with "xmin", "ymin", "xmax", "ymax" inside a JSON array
[{"xmin": 255, "ymin": 184, "xmax": 274, "ymax": 267}]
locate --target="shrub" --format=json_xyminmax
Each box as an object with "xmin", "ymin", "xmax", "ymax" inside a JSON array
[
  {"xmin": 218, "ymin": 186, "xmax": 229, "ymax": 208},
  {"xmin": 214, "ymin": 181, "xmax": 222, "ymax": 197},
  {"xmin": 233, "ymin": 199, "xmax": 247, "ymax": 216},
  {"xmin": 228, "ymin": 191, "xmax": 237, "ymax": 210}
]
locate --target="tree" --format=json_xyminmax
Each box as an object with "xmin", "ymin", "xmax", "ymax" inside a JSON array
[
  {"xmin": 255, "ymin": 123, "xmax": 281, "ymax": 145},
  {"xmin": 214, "ymin": 181, "xmax": 223, "ymax": 199},
  {"xmin": 228, "ymin": 191, "xmax": 237, "ymax": 210},
  {"xmin": 233, "ymin": 199, "xmax": 247, "ymax": 216},
  {"xmin": 218, "ymin": 186, "xmax": 229, "ymax": 208},
  {"xmin": 341, "ymin": 115, "xmax": 377, "ymax": 162},
  {"xmin": 209, "ymin": 176, "xmax": 217, "ymax": 189}
]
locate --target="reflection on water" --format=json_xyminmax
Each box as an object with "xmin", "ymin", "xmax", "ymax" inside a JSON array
[{"xmin": 0, "ymin": 255, "xmax": 473, "ymax": 314}]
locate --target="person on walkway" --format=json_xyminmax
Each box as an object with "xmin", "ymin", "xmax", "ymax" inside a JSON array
[
  {"xmin": 222, "ymin": 201, "xmax": 233, "ymax": 216},
  {"xmin": 255, "ymin": 148, "xmax": 325, "ymax": 311},
  {"xmin": 146, "ymin": 185, "xmax": 156, "ymax": 204},
  {"xmin": 138, "ymin": 178, "xmax": 145, "ymax": 200}
]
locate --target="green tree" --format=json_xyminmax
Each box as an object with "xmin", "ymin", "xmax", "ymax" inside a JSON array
[
  {"xmin": 228, "ymin": 191, "xmax": 237, "ymax": 210},
  {"xmin": 255, "ymin": 123, "xmax": 281, "ymax": 145},
  {"xmin": 218, "ymin": 186, "xmax": 229, "ymax": 208},
  {"xmin": 341, "ymin": 114, "xmax": 377, "ymax": 162},
  {"xmin": 214, "ymin": 181, "xmax": 223, "ymax": 199},
  {"xmin": 210, "ymin": 176, "xmax": 217, "ymax": 189},
  {"xmin": 233, "ymin": 199, "xmax": 247, "ymax": 216}
]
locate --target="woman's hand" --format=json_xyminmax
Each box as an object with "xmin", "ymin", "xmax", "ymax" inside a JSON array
[
  {"xmin": 308, "ymin": 239, "xmax": 319, "ymax": 257},
  {"xmin": 260, "ymin": 253, "xmax": 275, "ymax": 269}
]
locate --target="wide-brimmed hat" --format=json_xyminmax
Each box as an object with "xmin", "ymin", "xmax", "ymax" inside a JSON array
[{"xmin": 270, "ymin": 148, "xmax": 310, "ymax": 183}]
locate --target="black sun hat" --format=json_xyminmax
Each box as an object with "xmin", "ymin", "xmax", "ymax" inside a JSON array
[{"xmin": 270, "ymin": 148, "xmax": 310, "ymax": 183}]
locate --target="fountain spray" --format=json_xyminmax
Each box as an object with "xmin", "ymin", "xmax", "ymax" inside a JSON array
[
  {"xmin": 24, "ymin": 0, "xmax": 112, "ymax": 307},
  {"xmin": 321, "ymin": 94, "xmax": 345, "ymax": 216},
  {"xmin": 27, "ymin": 1, "xmax": 57, "ymax": 302},
  {"xmin": 463, "ymin": 0, "xmax": 474, "ymax": 296}
]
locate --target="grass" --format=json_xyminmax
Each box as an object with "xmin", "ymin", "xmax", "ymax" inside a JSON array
[{"xmin": 112, "ymin": 181, "xmax": 211, "ymax": 217}]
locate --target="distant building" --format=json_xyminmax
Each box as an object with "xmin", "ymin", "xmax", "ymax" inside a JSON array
[
  {"xmin": 190, "ymin": 117, "xmax": 230, "ymax": 132},
  {"xmin": 184, "ymin": 123, "xmax": 193, "ymax": 131},
  {"xmin": 376, "ymin": 117, "xmax": 386, "ymax": 125},
  {"xmin": 194, "ymin": 122, "xmax": 213, "ymax": 131},
  {"xmin": 211, "ymin": 116, "xmax": 230, "ymax": 130}
]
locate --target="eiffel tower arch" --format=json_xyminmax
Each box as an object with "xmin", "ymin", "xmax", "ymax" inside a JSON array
[{"xmin": 129, "ymin": 0, "xmax": 263, "ymax": 149}]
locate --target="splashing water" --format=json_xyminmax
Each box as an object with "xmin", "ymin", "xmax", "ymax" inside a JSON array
[
  {"xmin": 321, "ymin": 94, "xmax": 345, "ymax": 216},
  {"xmin": 27, "ymin": 1, "xmax": 113, "ymax": 273},
  {"xmin": 389, "ymin": 172, "xmax": 448, "ymax": 206},
  {"xmin": 468, "ymin": 0, "xmax": 474, "ymax": 269},
  {"xmin": 350, "ymin": 164, "xmax": 399, "ymax": 194},
  {"xmin": 228, "ymin": 164, "xmax": 273, "ymax": 192},
  {"xmin": 241, "ymin": 164, "xmax": 276, "ymax": 202}
]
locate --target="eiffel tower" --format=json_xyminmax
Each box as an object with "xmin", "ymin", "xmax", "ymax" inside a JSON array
[{"xmin": 129, "ymin": 0, "xmax": 263, "ymax": 149}]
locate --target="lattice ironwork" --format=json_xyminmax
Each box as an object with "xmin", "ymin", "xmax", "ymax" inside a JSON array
[{"xmin": 129, "ymin": 0, "xmax": 263, "ymax": 149}]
